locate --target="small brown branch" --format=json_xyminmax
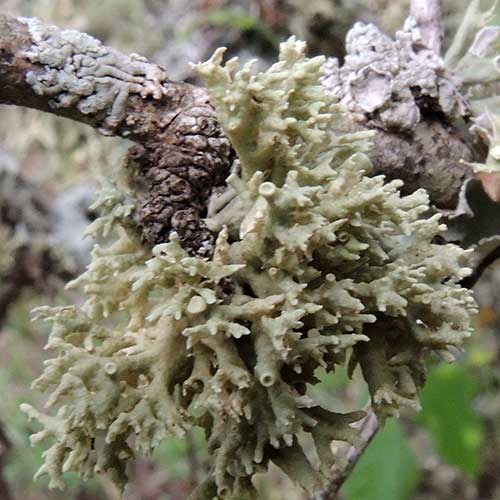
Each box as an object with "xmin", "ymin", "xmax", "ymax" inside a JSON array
[
  {"xmin": 312, "ymin": 409, "xmax": 379, "ymax": 500},
  {"xmin": 462, "ymin": 250, "xmax": 500, "ymax": 288},
  {"xmin": 461, "ymin": 239, "xmax": 500, "ymax": 289},
  {"xmin": 410, "ymin": 0, "xmax": 444, "ymax": 55}
]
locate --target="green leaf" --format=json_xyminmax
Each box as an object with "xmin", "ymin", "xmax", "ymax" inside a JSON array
[
  {"xmin": 342, "ymin": 419, "xmax": 420, "ymax": 500},
  {"xmin": 419, "ymin": 363, "xmax": 484, "ymax": 477},
  {"xmin": 202, "ymin": 8, "xmax": 280, "ymax": 47},
  {"xmin": 204, "ymin": 8, "xmax": 260, "ymax": 32}
]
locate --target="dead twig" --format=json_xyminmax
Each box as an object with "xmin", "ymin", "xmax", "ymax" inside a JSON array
[
  {"xmin": 311, "ymin": 409, "xmax": 379, "ymax": 500},
  {"xmin": 410, "ymin": 0, "xmax": 443, "ymax": 55}
]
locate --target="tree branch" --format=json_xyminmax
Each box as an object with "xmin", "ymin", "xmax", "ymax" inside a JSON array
[
  {"xmin": 410, "ymin": 0, "xmax": 443, "ymax": 55},
  {"xmin": 0, "ymin": 15, "xmax": 232, "ymax": 255},
  {"xmin": 0, "ymin": 15, "xmax": 161, "ymax": 139},
  {"xmin": 0, "ymin": 15, "xmax": 212, "ymax": 144},
  {"xmin": 311, "ymin": 409, "xmax": 379, "ymax": 500}
]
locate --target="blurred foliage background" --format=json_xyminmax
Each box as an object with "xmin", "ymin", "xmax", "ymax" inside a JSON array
[{"xmin": 1, "ymin": 1, "xmax": 500, "ymax": 499}]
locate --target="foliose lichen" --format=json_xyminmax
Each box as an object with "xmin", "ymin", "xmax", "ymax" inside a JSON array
[
  {"xmin": 321, "ymin": 16, "xmax": 469, "ymax": 132},
  {"xmin": 22, "ymin": 38, "xmax": 477, "ymax": 498},
  {"xmin": 20, "ymin": 17, "xmax": 167, "ymax": 134}
]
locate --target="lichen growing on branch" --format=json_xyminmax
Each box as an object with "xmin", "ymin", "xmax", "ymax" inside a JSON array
[
  {"xmin": 22, "ymin": 38, "xmax": 477, "ymax": 498},
  {"xmin": 321, "ymin": 16, "xmax": 468, "ymax": 132},
  {"xmin": 20, "ymin": 16, "xmax": 167, "ymax": 134}
]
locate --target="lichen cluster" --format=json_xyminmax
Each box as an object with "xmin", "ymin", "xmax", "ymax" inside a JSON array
[
  {"xmin": 321, "ymin": 16, "xmax": 468, "ymax": 132},
  {"xmin": 21, "ymin": 16, "xmax": 167, "ymax": 134},
  {"xmin": 22, "ymin": 38, "xmax": 477, "ymax": 498}
]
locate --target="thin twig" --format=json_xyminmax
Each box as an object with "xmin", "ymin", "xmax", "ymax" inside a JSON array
[
  {"xmin": 186, "ymin": 430, "xmax": 201, "ymax": 489},
  {"xmin": 312, "ymin": 408, "xmax": 379, "ymax": 500},
  {"xmin": 410, "ymin": 0, "xmax": 444, "ymax": 55}
]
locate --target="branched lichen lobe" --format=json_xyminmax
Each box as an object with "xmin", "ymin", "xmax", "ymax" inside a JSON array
[{"xmin": 23, "ymin": 38, "xmax": 477, "ymax": 499}]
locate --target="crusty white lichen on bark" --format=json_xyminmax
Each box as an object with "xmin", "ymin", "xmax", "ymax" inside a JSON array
[
  {"xmin": 447, "ymin": 1, "xmax": 500, "ymax": 175},
  {"xmin": 319, "ymin": 15, "xmax": 477, "ymax": 211},
  {"xmin": 19, "ymin": 17, "xmax": 167, "ymax": 135},
  {"xmin": 321, "ymin": 17, "xmax": 468, "ymax": 132},
  {"xmin": 320, "ymin": 6, "xmax": 500, "ymax": 216}
]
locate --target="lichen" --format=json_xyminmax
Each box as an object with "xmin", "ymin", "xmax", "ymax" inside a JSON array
[
  {"xmin": 20, "ymin": 17, "xmax": 168, "ymax": 135},
  {"xmin": 461, "ymin": 34, "xmax": 500, "ymax": 173},
  {"xmin": 321, "ymin": 17, "xmax": 469, "ymax": 132},
  {"xmin": 22, "ymin": 38, "xmax": 477, "ymax": 498}
]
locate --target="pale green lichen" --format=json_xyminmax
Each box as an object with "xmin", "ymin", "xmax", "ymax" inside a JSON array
[{"xmin": 23, "ymin": 38, "xmax": 477, "ymax": 498}]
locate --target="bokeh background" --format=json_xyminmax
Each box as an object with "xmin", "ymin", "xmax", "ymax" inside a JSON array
[{"xmin": 0, "ymin": 1, "xmax": 499, "ymax": 499}]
